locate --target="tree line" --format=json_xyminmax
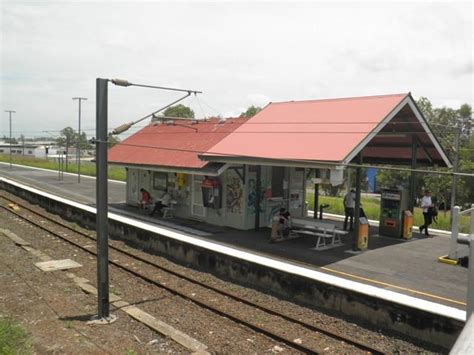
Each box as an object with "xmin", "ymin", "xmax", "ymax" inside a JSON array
[{"xmin": 377, "ymin": 97, "xmax": 473, "ymax": 208}]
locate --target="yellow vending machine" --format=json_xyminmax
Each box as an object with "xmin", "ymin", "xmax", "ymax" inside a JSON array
[{"xmin": 402, "ymin": 210, "xmax": 413, "ymax": 239}]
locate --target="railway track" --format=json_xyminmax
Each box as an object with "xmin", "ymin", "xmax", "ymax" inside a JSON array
[{"xmin": 0, "ymin": 193, "xmax": 385, "ymax": 354}]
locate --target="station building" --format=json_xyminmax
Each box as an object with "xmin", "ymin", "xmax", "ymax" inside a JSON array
[{"xmin": 108, "ymin": 93, "xmax": 451, "ymax": 231}]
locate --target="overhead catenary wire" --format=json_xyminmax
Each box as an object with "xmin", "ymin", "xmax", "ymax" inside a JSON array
[{"xmin": 0, "ymin": 121, "xmax": 467, "ymax": 136}]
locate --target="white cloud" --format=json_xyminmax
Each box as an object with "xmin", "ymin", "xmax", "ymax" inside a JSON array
[{"xmin": 1, "ymin": 1, "xmax": 472, "ymax": 138}]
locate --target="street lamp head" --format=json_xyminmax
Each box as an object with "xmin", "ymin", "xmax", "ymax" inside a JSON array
[
  {"xmin": 73, "ymin": 97, "xmax": 88, "ymax": 100},
  {"xmin": 5, "ymin": 110, "xmax": 16, "ymax": 113}
]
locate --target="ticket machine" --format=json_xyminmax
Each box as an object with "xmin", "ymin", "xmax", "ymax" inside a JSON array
[{"xmin": 379, "ymin": 188, "xmax": 411, "ymax": 238}]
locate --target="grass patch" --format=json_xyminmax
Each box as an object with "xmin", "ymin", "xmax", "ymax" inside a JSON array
[
  {"xmin": 306, "ymin": 192, "xmax": 470, "ymax": 233},
  {"xmin": 0, "ymin": 154, "xmax": 126, "ymax": 181},
  {"xmin": 0, "ymin": 317, "xmax": 32, "ymax": 354}
]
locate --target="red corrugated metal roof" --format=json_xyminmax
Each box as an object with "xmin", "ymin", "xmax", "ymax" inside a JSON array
[
  {"xmin": 109, "ymin": 117, "xmax": 248, "ymax": 169},
  {"xmin": 205, "ymin": 93, "xmax": 408, "ymax": 162}
]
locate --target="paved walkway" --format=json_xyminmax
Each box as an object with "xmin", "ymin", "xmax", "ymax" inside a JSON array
[
  {"xmin": 0, "ymin": 163, "xmax": 125, "ymax": 205},
  {"xmin": 0, "ymin": 163, "xmax": 468, "ymax": 311}
]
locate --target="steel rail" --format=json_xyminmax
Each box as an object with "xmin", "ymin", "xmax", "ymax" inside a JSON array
[{"xmin": 0, "ymin": 195, "xmax": 384, "ymax": 354}]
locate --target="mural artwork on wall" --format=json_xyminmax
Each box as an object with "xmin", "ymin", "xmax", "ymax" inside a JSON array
[
  {"xmin": 226, "ymin": 177, "xmax": 243, "ymax": 214},
  {"xmin": 247, "ymin": 178, "xmax": 268, "ymax": 215}
]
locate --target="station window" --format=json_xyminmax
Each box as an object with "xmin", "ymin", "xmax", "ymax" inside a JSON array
[{"xmin": 153, "ymin": 172, "xmax": 168, "ymax": 191}]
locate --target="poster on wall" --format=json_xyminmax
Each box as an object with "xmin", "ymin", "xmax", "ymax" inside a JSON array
[
  {"xmin": 226, "ymin": 170, "xmax": 243, "ymax": 214},
  {"xmin": 290, "ymin": 190, "xmax": 302, "ymax": 209}
]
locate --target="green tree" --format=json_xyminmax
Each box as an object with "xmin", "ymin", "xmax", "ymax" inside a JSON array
[
  {"xmin": 2, "ymin": 135, "xmax": 18, "ymax": 144},
  {"xmin": 376, "ymin": 170, "xmax": 411, "ymax": 190},
  {"xmin": 78, "ymin": 132, "xmax": 92, "ymax": 149},
  {"xmin": 240, "ymin": 105, "xmax": 262, "ymax": 118},
  {"xmin": 152, "ymin": 104, "xmax": 195, "ymax": 121},
  {"xmin": 108, "ymin": 135, "xmax": 121, "ymax": 148},
  {"xmin": 376, "ymin": 99, "xmax": 473, "ymax": 207},
  {"xmin": 56, "ymin": 127, "xmax": 92, "ymax": 150},
  {"xmin": 56, "ymin": 127, "xmax": 76, "ymax": 148},
  {"xmin": 458, "ymin": 103, "xmax": 472, "ymax": 142}
]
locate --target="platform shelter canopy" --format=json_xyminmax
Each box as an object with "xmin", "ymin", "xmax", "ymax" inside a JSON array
[
  {"xmin": 201, "ymin": 93, "xmax": 452, "ymax": 168},
  {"xmin": 108, "ymin": 117, "xmax": 248, "ymax": 175}
]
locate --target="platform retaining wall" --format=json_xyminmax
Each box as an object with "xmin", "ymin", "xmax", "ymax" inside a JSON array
[{"xmin": 1, "ymin": 179, "xmax": 463, "ymax": 350}]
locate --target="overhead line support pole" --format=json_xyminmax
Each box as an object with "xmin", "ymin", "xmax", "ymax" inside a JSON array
[
  {"xmin": 255, "ymin": 166, "xmax": 261, "ymax": 231},
  {"xmin": 5, "ymin": 110, "xmax": 15, "ymax": 169},
  {"xmin": 409, "ymin": 135, "xmax": 417, "ymax": 212},
  {"xmin": 73, "ymin": 97, "xmax": 87, "ymax": 183},
  {"xmin": 450, "ymin": 119, "xmax": 461, "ymax": 227},
  {"xmin": 96, "ymin": 78, "xmax": 110, "ymax": 319},
  {"xmin": 353, "ymin": 155, "xmax": 362, "ymax": 251}
]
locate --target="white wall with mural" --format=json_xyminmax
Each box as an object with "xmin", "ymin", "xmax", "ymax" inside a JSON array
[{"xmin": 125, "ymin": 164, "xmax": 306, "ymax": 230}]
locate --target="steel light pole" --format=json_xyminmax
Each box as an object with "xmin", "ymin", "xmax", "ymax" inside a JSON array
[
  {"xmin": 5, "ymin": 110, "xmax": 16, "ymax": 169},
  {"xmin": 94, "ymin": 78, "xmax": 201, "ymax": 320},
  {"xmin": 73, "ymin": 97, "xmax": 87, "ymax": 183}
]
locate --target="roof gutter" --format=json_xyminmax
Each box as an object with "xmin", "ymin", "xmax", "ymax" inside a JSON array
[
  {"xmin": 108, "ymin": 161, "xmax": 229, "ymax": 177},
  {"xmin": 199, "ymin": 154, "xmax": 340, "ymax": 170}
]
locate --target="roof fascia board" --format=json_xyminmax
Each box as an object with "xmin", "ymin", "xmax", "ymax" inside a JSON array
[
  {"xmin": 343, "ymin": 95, "xmax": 410, "ymax": 164},
  {"xmin": 406, "ymin": 96, "xmax": 452, "ymax": 168},
  {"xmin": 200, "ymin": 155, "xmax": 339, "ymax": 170},
  {"xmin": 109, "ymin": 162, "xmax": 225, "ymax": 176}
]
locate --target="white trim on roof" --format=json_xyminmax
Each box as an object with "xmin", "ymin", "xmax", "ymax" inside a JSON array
[
  {"xmin": 343, "ymin": 95, "xmax": 410, "ymax": 164},
  {"xmin": 406, "ymin": 98, "xmax": 452, "ymax": 168},
  {"xmin": 342, "ymin": 95, "xmax": 452, "ymax": 168}
]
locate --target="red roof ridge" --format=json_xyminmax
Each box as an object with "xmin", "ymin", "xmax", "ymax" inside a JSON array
[{"xmin": 269, "ymin": 93, "xmax": 409, "ymax": 106}]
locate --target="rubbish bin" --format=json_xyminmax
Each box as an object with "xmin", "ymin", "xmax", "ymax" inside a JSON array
[
  {"xmin": 402, "ymin": 210, "xmax": 413, "ymax": 240},
  {"xmin": 357, "ymin": 217, "xmax": 369, "ymax": 250}
]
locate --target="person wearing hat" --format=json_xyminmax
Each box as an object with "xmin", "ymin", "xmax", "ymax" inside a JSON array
[{"xmin": 419, "ymin": 190, "xmax": 434, "ymax": 236}]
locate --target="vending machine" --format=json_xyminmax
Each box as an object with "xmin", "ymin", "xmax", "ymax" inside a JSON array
[
  {"xmin": 379, "ymin": 188, "xmax": 411, "ymax": 238},
  {"xmin": 201, "ymin": 177, "xmax": 222, "ymax": 209}
]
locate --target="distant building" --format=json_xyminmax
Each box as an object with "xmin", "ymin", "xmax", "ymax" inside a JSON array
[{"xmin": 0, "ymin": 142, "xmax": 65, "ymax": 159}]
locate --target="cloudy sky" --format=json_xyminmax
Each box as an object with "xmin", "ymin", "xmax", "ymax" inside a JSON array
[{"xmin": 1, "ymin": 0, "xmax": 472, "ymax": 139}]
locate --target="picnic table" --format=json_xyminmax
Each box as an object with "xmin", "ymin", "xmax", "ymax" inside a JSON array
[{"xmin": 291, "ymin": 218, "xmax": 349, "ymax": 250}]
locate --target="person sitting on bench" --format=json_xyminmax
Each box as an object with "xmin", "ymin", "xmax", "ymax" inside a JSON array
[
  {"xmin": 150, "ymin": 189, "xmax": 171, "ymax": 217},
  {"xmin": 139, "ymin": 188, "xmax": 152, "ymax": 209},
  {"xmin": 278, "ymin": 208, "xmax": 292, "ymax": 237}
]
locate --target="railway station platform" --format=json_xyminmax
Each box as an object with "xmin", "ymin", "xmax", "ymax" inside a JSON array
[{"xmin": 0, "ymin": 163, "xmax": 468, "ymax": 312}]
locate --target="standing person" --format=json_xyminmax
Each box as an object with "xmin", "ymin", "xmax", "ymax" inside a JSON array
[
  {"xmin": 343, "ymin": 189, "xmax": 355, "ymax": 231},
  {"xmin": 419, "ymin": 190, "xmax": 434, "ymax": 236},
  {"xmin": 150, "ymin": 189, "xmax": 171, "ymax": 217},
  {"xmin": 139, "ymin": 188, "xmax": 151, "ymax": 209}
]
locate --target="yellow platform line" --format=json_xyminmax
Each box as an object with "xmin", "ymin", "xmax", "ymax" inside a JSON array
[{"xmin": 320, "ymin": 266, "xmax": 466, "ymax": 306}]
